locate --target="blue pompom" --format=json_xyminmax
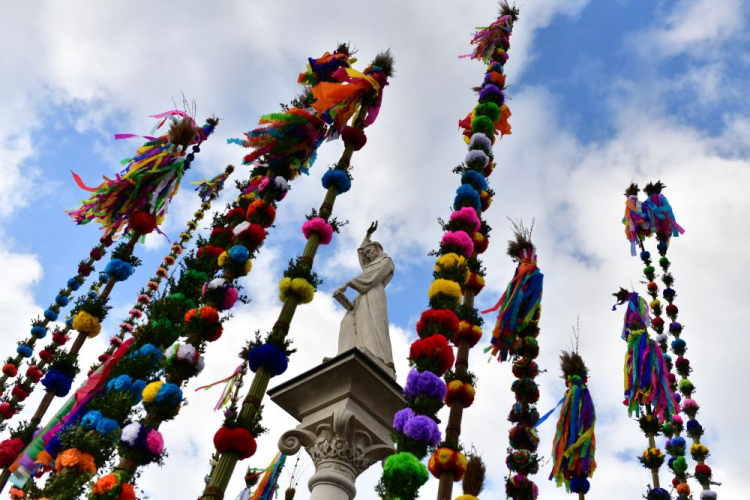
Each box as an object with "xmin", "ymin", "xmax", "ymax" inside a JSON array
[
  {"xmin": 671, "ymin": 338, "xmax": 686, "ymax": 351},
  {"xmin": 88, "ymin": 290, "xmax": 99, "ymax": 300},
  {"xmin": 671, "ymin": 436, "xmax": 686, "ymax": 448},
  {"xmin": 228, "ymin": 245, "xmax": 250, "ymax": 264},
  {"xmin": 55, "ymin": 294, "xmax": 69, "ymax": 307},
  {"xmin": 81, "ymin": 410, "xmax": 103, "ymax": 430},
  {"xmin": 453, "ymin": 185, "xmax": 481, "ymax": 212},
  {"xmin": 569, "ymin": 477, "xmax": 590, "ymax": 494},
  {"xmin": 99, "ymin": 272, "xmax": 108, "ymax": 283},
  {"xmin": 321, "ymin": 169, "xmax": 351, "ymax": 194},
  {"xmin": 248, "ymin": 344, "xmax": 288, "ymax": 377},
  {"xmin": 640, "ymin": 250, "xmax": 651, "ymax": 262},
  {"xmin": 461, "ymin": 170, "xmax": 488, "ymax": 192},
  {"xmin": 67, "ymin": 278, "xmax": 81, "ymax": 291},
  {"xmin": 657, "ymin": 241, "xmax": 668, "ymax": 253},
  {"xmin": 31, "ymin": 325, "xmax": 47, "ymax": 339},
  {"xmin": 647, "ymin": 487, "xmax": 671, "ymax": 500},
  {"xmin": 44, "ymin": 309, "xmax": 58, "ymax": 321},
  {"xmin": 107, "ymin": 374, "xmax": 133, "ymax": 392},
  {"xmin": 95, "ymin": 417, "xmax": 119, "ymax": 437},
  {"xmin": 105, "ymin": 259, "xmax": 133, "ymax": 282},
  {"xmin": 663, "ymin": 353, "xmax": 672, "ymax": 364},
  {"xmin": 16, "ymin": 345, "xmax": 33, "ymax": 358},
  {"xmin": 154, "ymin": 383, "xmax": 183, "ymax": 406},
  {"xmin": 131, "ymin": 380, "xmax": 147, "ymax": 397},
  {"xmin": 41, "ymin": 369, "xmax": 73, "ymax": 397},
  {"xmin": 136, "ymin": 344, "xmax": 163, "ymax": 363}
]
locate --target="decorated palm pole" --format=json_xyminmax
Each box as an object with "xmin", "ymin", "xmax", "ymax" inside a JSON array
[
  {"xmin": 612, "ymin": 288, "xmax": 678, "ymax": 499},
  {"xmin": 200, "ymin": 50, "xmax": 393, "ymax": 500},
  {"xmin": 436, "ymin": 5, "xmax": 518, "ymax": 499},
  {"xmin": 0, "ymin": 237, "xmax": 111, "ymax": 413},
  {"xmin": 483, "ymin": 227, "xmax": 543, "ymax": 500},
  {"xmin": 626, "ymin": 182, "xmax": 715, "ymax": 499},
  {"xmin": 548, "ymin": 350, "xmax": 596, "ymax": 499},
  {"xmin": 1, "ymin": 113, "xmax": 218, "ymax": 434},
  {"xmin": 4, "ymin": 169, "xmax": 230, "ymax": 497}
]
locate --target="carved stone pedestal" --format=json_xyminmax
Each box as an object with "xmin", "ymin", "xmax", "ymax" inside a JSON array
[{"xmin": 269, "ymin": 348, "xmax": 404, "ymax": 500}]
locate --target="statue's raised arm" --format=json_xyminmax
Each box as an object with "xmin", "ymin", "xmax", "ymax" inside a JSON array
[{"xmin": 334, "ymin": 221, "xmax": 396, "ymax": 376}]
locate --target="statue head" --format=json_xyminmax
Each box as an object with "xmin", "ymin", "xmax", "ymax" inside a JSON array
[{"xmin": 362, "ymin": 241, "xmax": 383, "ymax": 264}]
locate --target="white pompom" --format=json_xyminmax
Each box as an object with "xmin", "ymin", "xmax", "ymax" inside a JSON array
[
  {"xmin": 656, "ymin": 333, "xmax": 668, "ymax": 343},
  {"xmin": 121, "ymin": 422, "xmax": 142, "ymax": 446},
  {"xmin": 177, "ymin": 344, "xmax": 197, "ymax": 362},
  {"xmin": 274, "ymin": 177, "xmax": 289, "ymax": 191},
  {"xmin": 207, "ymin": 278, "xmax": 226, "ymax": 289},
  {"xmin": 233, "ymin": 221, "xmax": 250, "ymax": 235},
  {"xmin": 469, "ymin": 133, "xmax": 492, "ymax": 154}
]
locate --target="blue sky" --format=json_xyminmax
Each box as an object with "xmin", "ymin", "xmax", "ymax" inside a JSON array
[{"xmin": 1, "ymin": 1, "xmax": 749, "ymax": 499}]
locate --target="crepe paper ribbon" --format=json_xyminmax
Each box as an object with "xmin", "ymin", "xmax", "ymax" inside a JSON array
[{"xmin": 195, "ymin": 362, "xmax": 247, "ymax": 411}]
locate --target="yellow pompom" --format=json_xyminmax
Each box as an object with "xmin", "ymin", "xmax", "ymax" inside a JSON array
[
  {"xmin": 72, "ymin": 311, "xmax": 101, "ymax": 339},
  {"xmin": 428, "ymin": 279, "xmax": 462, "ymax": 306},
  {"xmin": 243, "ymin": 259, "xmax": 253, "ymax": 275},
  {"xmin": 142, "ymin": 381, "xmax": 164, "ymax": 403},
  {"xmin": 434, "ymin": 253, "xmax": 467, "ymax": 274},
  {"xmin": 279, "ymin": 277, "xmax": 293, "ymax": 302},
  {"xmin": 291, "ymin": 278, "xmax": 315, "ymax": 304},
  {"xmin": 650, "ymin": 299, "xmax": 661, "ymax": 309},
  {"xmin": 218, "ymin": 252, "xmax": 229, "ymax": 267},
  {"xmin": 455, "ymin": 496, "xmax": 479, "ymax": 500}
]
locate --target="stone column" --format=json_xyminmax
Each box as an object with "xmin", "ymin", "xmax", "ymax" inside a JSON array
[{"xmin": 270, "ymin": 348, "xmax": 404, "ymax": 500}]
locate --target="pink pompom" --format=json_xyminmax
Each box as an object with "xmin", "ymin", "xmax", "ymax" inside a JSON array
[
  {"xmin": 146, "ymin": 429, "xmax": 164, "ymax": 455},
  {"xmin": 120, "ymin": 322, "xmax": 134, "ymax": 332},
  {"xmin": 671, "ymin": 414, "xmax": 683, "ymax": 424},
  {"xmin": 137, "ymin": 294, "xmax": 151, "ymax": 305},
  {"xmin": 302, "ymin": 217, "xmax": 334, "ymax": 245},
  {"xmin": 110, "ymin": 337, "xmax": 124, "ymax": 346},
  {"xmin": 129, "ymin": 308, "xmax": 143, "ymax": 319},
  {"xmin": 682, "ymin": 399, "xmax": 698, "ymax": 410},
  {"xmin": 441, "ymin": 231, "xmax": 474, "ymax": 258},
  {"xmin": 258, "ymin": 177, "xmax": 271, "ymax": 192},
  {"xmin": 449, "ymin": 207, "xmax": 481, "ymax": 234},
  {"xmin": 223, "ymin": 287, "xmax": 239, "ymax": 310}
]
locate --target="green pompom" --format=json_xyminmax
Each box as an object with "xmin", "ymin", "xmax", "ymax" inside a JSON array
[
  {"xmin": 672, "ymin": 456, "xmax": 688, "ymax": 474},
  {"xmin": 381, "ymin": 452, "xmax": 429, "ymax": 500},
  {"xmin": 471, "ymin": 116, "xmax": 495, "ymax": 138},
  {"xmin": 659, "ymin": 257, "xmax": 670, "ymax": 268},
  {"xmin": 678, "ymin": 378, "xmax": 694, "ymax": 394},
  {"xmin": 474, "ymin": 102, "xmax": 501, "ymax": 122}
]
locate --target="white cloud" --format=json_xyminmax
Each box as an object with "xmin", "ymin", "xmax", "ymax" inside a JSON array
[{"xmin": 647, "ymin": 0, "xmax": 746, "ymax": 56}]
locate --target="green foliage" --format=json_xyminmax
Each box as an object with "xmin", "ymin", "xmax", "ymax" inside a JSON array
[
  {"xmin": 29, "ymin": 470, "xmax": 92, "ymax": 500},
  {"xmin": 87, "ymin": 386, "xmax": 142, "ymax": 423},
  {"xmin": 306, "ymin": 208, "xmax": 348, "ymax": 233},
  {"xmin": 456, "ymin": 304, "xmax": 484, "ymax": 327},
  {"xmin": 283, "ymin": 257, "xmax": 323, "ymax": 288},
  {"xmin": 75, "ymin": 295, "xmax": 112, "ymax": 323},
  {"xmin": 111, "ymin": 241, "xmax": 142, "ymax": 268},
  {"xmin": 444, "ymin": 369, "xmax": 477, "ymax": 386},
  {"xmin": 48, "ymin": 351, "xmax": 80, "ymax": 379}
]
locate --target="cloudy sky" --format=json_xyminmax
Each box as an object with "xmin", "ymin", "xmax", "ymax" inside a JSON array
[{"xmin": 1, "ymin": 0, "xmax": 749, "ymax": 498}]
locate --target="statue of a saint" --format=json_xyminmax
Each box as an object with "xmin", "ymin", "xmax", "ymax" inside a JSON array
[{"xmin": 334, "ymin": 221, "xmax": 395, "ymax": 375}]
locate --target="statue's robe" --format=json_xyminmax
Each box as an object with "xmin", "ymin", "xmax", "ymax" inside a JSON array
[{"xmin": 337, "ymin": 238, "xmax": 395, "ymax": 371}]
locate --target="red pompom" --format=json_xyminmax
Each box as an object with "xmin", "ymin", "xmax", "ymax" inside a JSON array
[
  {"xmin": 52, "ymin": 330, "xmax": 69, "ymax": 345},
  {"xmin": 39, "ymin": 349, "xmax": 54, "ymax": 362},
  {"xmin": 99, "ymin": 234, "xmax": 114, "ymax": 247},
  {"xmin": 198, "ymin": 245, "xmax": 225, "ymax": 261},
  {"xmin": 78, "ymin": 264, "xmax": 92, "ymax": 277},
  {"xmin": 225, "ymin": 208, "xmax": 247, "ymax": 225},
  {"xmin": 98, "ymin": 354, "xmax": 110, "ymax": 363},
  {"xmin": 25, "ymin": 366, "xmax": 43, "ymax": 383},
  {"xmin": 409, "ymin": 335, "xmax": 455, "ymax": 376},
  {"xmin": 90, "ymin": 248, "xmax": 103, "ymax": 261},
  {"xmin": 0, "ymin": 402, "xmax": 15, "ymax": 419},
  {"xmin": 341, "ymin": 126, "xmax": 367, "ymax": 151},
  {"xmin": 246, "ymin": 201, "xmax": 277, "ymax": 228},
  {"xmin": 2, "ymin": 364, "xmax": 18, "ymax": 377},
  {"xmin": 206, "ymin": 325, "xmax": 223, "ymax": 343},
  {"xmin": 11, "ymin": 385, "xmax": 28, "ymax": 402},
  {"xmin": 185, "ymin": 307, "xmax": 222, "ymax": 341},
  {"xmin": 651, "ymin": 317, "xmax": 664, "ymax": 328},
  {"xmin": 233, "ymin": 223, "xmax": 266, "ymax": 251},
  {"xmin": 213, "ymin": 426, "xmax": 257, "ymax": 460},
  {"xmin": 128, "ymin": 212, "xmax": 158, "ymax": 235},
  {"xmin": 0, "ymin": 437, "xmax": 26, "ymax": 468},
  {"xmin": 416, "ymin": 309, "xmax": 459, "ymax": 340},
  {"xmin": 665, "ymin": 304, "xmax": 679, "ymax": 316},
  {"xmin": 695, "ymin": 464, "xmax": 712, "ymax": 475}
]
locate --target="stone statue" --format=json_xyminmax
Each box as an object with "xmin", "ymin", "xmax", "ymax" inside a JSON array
[{"xmin": 334, "ymin": 221, "xmax": 395, "ymax": 375}]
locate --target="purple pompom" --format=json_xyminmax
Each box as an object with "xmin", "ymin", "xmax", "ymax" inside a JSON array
[
  {"xmin": 393, "ymin": 408, "xmax": 414, "ymax": 433},
  {"xmin": 479, "ymin": 84, "xmax": 504, "ymax": 105},
  {"xmin": 403, "ymin": 415, "xmax": 441, "ymax": 446},
  {"xmin": 403, "ymin": 369, "xmax": 447, "ymax": 402}
]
